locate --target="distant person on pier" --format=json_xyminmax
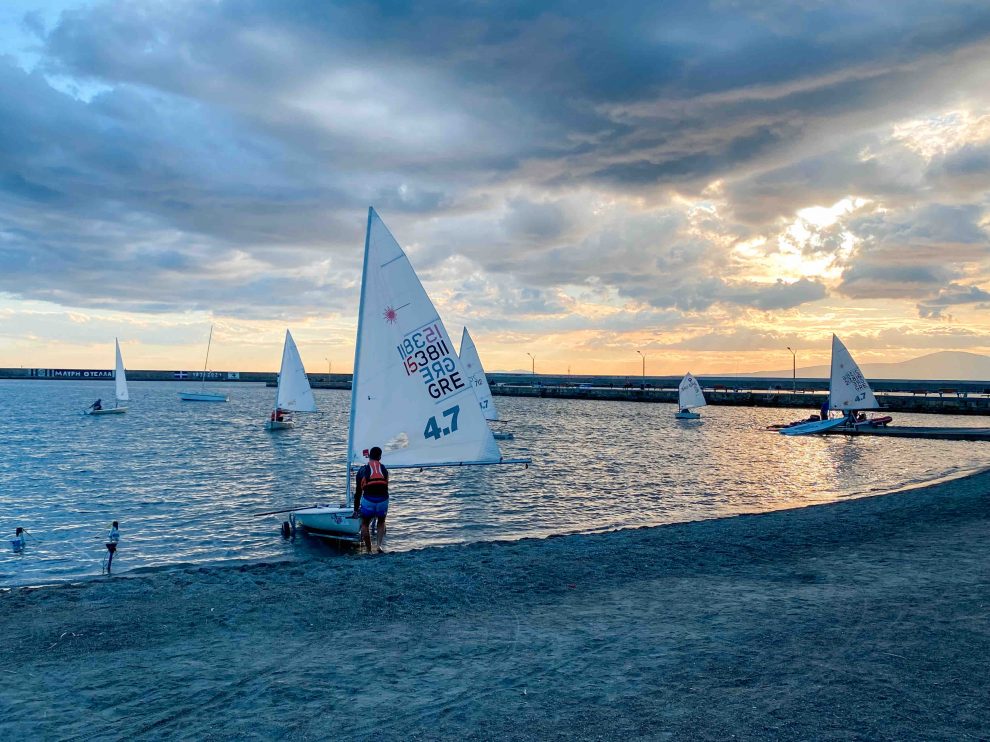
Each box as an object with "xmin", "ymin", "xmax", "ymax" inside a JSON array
[
  {"xmin": 90, "ymin": 399, "xmax": 103, "ymax": 411},
  {"xmin": 105, "ymin": 521, "xmax": 120, "ymax": 574},
  {"xmin": 11, "ymin": 527, "xmax": 26, "ymax": 552},
  {"xmin": 353, "ymin": 446, "xmax": 389, "ymax": 554}
]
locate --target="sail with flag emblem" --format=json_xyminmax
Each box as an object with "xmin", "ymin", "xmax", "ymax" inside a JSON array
[
  {"xmin": 347, "ymin": 208, "xmax": 521, "ymax": 469},
  {"xmin": 458, "ymin": 327, "xmax": 499, "ymax": 421},
  {"xmin": 828, "ymin": 334, "xmax": 879, "ymax": 411}
]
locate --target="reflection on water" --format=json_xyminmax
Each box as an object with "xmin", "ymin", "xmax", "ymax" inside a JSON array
[{"xmin": 2, "ymin": 379, "xmax": 988, "ymax": 586}]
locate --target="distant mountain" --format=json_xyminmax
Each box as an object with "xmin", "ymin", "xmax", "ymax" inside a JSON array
[{"xmin": 743, "ymin": 351, "xmax": 990, "ymax": 381}]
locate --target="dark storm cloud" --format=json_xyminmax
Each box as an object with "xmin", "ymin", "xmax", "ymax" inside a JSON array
[{"xmin": 4, "ymin": 0, "xmax": 990, "ymax": 319}]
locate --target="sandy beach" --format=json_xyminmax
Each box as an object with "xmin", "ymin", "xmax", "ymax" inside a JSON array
[{"xmin": 2, "ymin": 473, "xmax": 988, "ymax": 741}]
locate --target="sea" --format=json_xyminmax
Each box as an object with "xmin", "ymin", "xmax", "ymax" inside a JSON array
[{"xmin": 2, "ymin": 379, "xmax": 988, "ymax": 587}]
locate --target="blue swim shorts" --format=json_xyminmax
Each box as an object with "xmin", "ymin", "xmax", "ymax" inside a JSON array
[{"xmin": 360, "ymin": 496, "xmax": 389, "ymax": 518}]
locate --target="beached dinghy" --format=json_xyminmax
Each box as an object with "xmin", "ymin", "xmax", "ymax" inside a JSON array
[
  {"xmin": 459, "ymin": 327, "xmax": 513, "ymax": 440},
  {"xmin": 265, "ymin": 329, "xmax": 317, "ymax": 430},
  {"xmin": 780, "ymin": 334, "xmax": 882, "ymax": 436},
  {"xmin": 291, "ymin": 208, "xmax": 530, "ymax": 542},
  {"xmin": 179, "ymin": 325, "xmax": 229, "ymax": 402},
  {"xmin": 86, "ymin": 339, "xmax": 129, "ymax": 415},
  {"xmin": 674, "ymin": 372, "xmax": 706, "ymax": 419}
]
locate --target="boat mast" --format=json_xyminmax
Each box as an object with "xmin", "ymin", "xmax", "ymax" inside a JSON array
[
  {"xmin": 345, "ymin": 207, "xmax": 375, "ymax": 506},
  {"xmin": 201, "ymin": 324, "xmax": 214, "ymax": 393}
]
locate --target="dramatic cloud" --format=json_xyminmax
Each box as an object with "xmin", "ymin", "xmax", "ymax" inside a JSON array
[{"xmin": 3, "ymin": 0, "xmax": 990, "ymax": 370}]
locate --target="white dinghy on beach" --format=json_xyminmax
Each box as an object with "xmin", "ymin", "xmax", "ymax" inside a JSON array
[
  {"xmin": 674, "ymin": 372, "xmax": 706, "ymax": 419},
  {"xmin": 290, "ymin": 208, "xmax": 530, "ymax": 542},
  {"xmin": 265, "ymin": 329, "xmax": 317, "ymax": 430},
  {"xmin": 85, "ymin": 339, "xmax": 129, "ymax": 415},
  {"xmin": 459, "ymin": 327, "xmax": 513, "ymax": 440}
]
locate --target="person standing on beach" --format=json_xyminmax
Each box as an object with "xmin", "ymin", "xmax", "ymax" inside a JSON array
[
  {"xmin": 105, "ymin": 521, "xmax": 120, "ymax": 573},
  {"xmin": 352, "ymin": 446, "xmax": 389, "ymax": 554}
]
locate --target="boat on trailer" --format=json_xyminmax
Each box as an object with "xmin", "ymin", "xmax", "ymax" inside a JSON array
[
  {"xmin": 85, "ymin": 339, "xmax": 129, "ymax": 415},
  {"xmin": 265, "ymin": 329, "xmax": 317, "ymax": 431},
  {"xmin": 674, "ymin": 372, "xmax": 706, "ymax": 419},
  {"xmin": 290, "ymin": 208, "xmax": 529, "ymax": 543}
]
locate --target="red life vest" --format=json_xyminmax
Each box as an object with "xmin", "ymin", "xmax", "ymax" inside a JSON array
[{"xmin": 362, "ymin": 460, "xmax": 388, "ymax": 498}]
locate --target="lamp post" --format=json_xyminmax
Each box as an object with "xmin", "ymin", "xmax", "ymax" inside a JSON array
[
  {"xmin": 786, "ymin": 347, "xmax": 796, "ymax": 392},
  {"xmin": 526, "ymin": 352, "xmax": 535, "ymax": 376},
  {"xmin": 325, "ymin": 357, "xmax": 332, "ymax": 383}
]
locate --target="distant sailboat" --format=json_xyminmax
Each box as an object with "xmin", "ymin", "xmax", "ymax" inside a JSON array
[
  {"xmin": 674, "ymin": 372, "xmax": 706, "ymax": 419},
  {"xmin": 780, "ymin": 334, "xmax": 884, "ymax": 436},
  {"xmin": 86, "ymin": 338, "xmax": 129, "ymax": 415},
  {"xmin": 291, "ymin": 208, "xmax": 529, "ymax": 541},
  {"xmin": 179, "ymin": 325, "xmax": 229, "ymax": 402},
  {"xmin": 459, "ymin": 327, "xmax": 513, "ymax": 440},
  {"xmin": 265, "ymin": 329, "xmax": 317, "ymax": 430}
]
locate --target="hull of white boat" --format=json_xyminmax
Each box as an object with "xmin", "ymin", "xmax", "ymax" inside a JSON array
[
  {"xmin": 179, "ymin": 391, "xmax": 229, "ymax": 402},
  {"xmin": 292, "ymin": 506, "xmax": 361, "ymax": 541},
  {"xmin": 264, "ymin": 419, "xmax": 295, "ymax": 430},
  {"xmin": 86, "ymin": 407, "xmax": 127, "ymax": 415},
  {"xmin": 674, "ymin": 410, "xmax": 700, "ymax": 419},
  {"xmin": 779, "ymin": 417, "xmax": 847, "ymax": 436},
  {"xmin": 493, "ymin": 431, "xmax": 514, "ymax": 440}
]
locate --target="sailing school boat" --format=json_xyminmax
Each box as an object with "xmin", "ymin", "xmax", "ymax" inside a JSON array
[
  {"xmin": 179, "ymin": 325, "xmax": 229, "ymax": 402},
  {"xmin": 459, "ymin": 327, "xmax": 513, "ymax": 440},
  {"xmin": 265, "ymin": 329, "xmax": 317, "ymax": 430},
  {"xmin": 291, "ymin": 208, "xmax": 530, "ymax": 541},
  {"xmin": 86, "ymin": 338, "xmax": 129, "ymax": 415},
  {"xmin": 780, "ymin": 334, "xmax": 882, "ymax": 436},
  {"xmin": 674, "ymin": 372, "xmax": 706, "ymax": 419}
]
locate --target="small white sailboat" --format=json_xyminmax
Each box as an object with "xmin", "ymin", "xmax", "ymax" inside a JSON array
[
  {"xmin": 459, "ymin": 327, "xmax": 513, "ymax": 440},
  {"xmin": 780, "ymin": 334, "xmax": 881, "ymax": 436},
  {"xmin": 674, "ymin": 372, "xmax": 706, "ymax": 419},
  {"xmin": 265, "ymin": 329, "xmax": 317, "ymax": 430},
  {"xmin": 179, "ymin": 325, "xmax": 228, "ymax": 402},
  {"xmin": 291, "ymin": 208, "xmax": 529, "ymax": 542},
  {"xmin": 86, "ymin": 339, "xmax": 129, "ymax": 415}
]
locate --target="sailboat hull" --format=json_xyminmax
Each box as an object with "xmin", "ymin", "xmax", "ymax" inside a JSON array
[
  {"xmin": 179, "ymin": 391, "xmax": 229, "ymax": 402},
  {"xmin": 674, "ymin": 410, "xmax": 701, "ymax": 419},
  {"xmin": 779, "ymin": 417, "xmax": 847, "ymax": 436},
  {"xmin": 86, "ymin": 407, "xmax": 127, "ymax": 416},
  {"xmin": 292, "ymin": 506, "xmax": 362, "ymax": 541},
  {"xmin": 264, "ymin": 419, "xmax": 295, "ymax": 430}
]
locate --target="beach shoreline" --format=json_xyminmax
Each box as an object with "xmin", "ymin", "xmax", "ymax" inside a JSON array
[{"xmin": 2, "ymin": 470, "xmax": 988, "ymax": 739}]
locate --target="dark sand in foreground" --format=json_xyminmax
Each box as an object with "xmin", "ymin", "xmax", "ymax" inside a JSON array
[{"xmin": 2, "ymin": 473, "xmax": 989, "ymax": 740}]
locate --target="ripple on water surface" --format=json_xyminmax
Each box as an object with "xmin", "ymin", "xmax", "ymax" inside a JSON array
[{"xmin": 1, "ymin": 379, "xmax": 988, "ymax": 586}]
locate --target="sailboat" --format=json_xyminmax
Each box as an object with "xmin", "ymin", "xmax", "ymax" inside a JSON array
[
  {"xmin": 265, "ymin": 329, "xmax": 317, "ymax": 430},
  {"xmin": 780, "ymin": 334, "xmax": 883, "ymax": 436},
  {"xmin": 459, "ymin": 327, "xmax": 513, "ymax": 440},
  {"xmin": 86, "ymin": 338, "xmax": 129, "ymax": 415},
  {"xmin": 674, "ymin": 372, "xmax": 706, "ymax": 419},
  {"xmin": 291, "ymin": 208, "xmax": 530, "ymax": 541},
  {"xmin": 179, "ymin": 325, "xmax": 229, "ymax": 402}
]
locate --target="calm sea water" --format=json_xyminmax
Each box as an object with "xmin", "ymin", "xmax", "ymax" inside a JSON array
[{"xmin": 2, "ymin": 379, "xmax": 989, "ymax": 587}]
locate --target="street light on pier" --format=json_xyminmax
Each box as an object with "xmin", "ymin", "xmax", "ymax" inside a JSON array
[
  {"xmin": 786, "ymin": 347, "xmax": 796, "ymax": 392},
  {"xmin": 636, "ymin": 350, "xmax": 646, "ymax": 381},
  {"xmin": 526, "ymin": 353, "xmax": 535, "ymax": 376}
]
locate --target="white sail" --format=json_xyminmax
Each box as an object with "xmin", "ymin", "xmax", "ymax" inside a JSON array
[
  {"xmin": 829, "ymin": 334, "xmax": 878, "ymax": 411},
  {"xmin": 678, "ymin": 372, "xmax": 706, "ymax": 410},
  {"xmin": 349, "ymin": 208, "xmax": 503, "ymax": 468},
  {"xmin": 275, "ymin": 329, "xmax": 317, "ymax": 412},
  {"xmin": 458, "ymin": 327, "xmax": 499, "ymax": 421},
  {"xmin": 114, "ymin": 338, "xmax": 129, "ymax": 402}
]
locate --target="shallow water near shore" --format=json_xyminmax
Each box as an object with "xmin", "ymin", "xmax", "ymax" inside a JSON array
[{"xmin": 2, "ymin": 379, "xmax": 989, "ymax": 586}]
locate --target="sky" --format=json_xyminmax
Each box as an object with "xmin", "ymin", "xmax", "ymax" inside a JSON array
[{"xmin": 2, "ymin": 0, "xmax": 990, "ymax": 375}]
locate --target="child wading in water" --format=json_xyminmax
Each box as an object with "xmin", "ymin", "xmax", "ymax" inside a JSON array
[{"xmin": 104, "ymin": 521, "xmax": 120, "ymax": 574}]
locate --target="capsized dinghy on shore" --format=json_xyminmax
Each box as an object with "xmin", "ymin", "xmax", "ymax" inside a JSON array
[{"xmin": 290, "ymin": 208, "xmax": 530, "ymax": 542}]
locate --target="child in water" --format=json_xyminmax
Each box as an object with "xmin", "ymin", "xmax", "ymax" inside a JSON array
[
  {"xmin": 11, "ymin": 527, "xmax": 26, "ymax": 552},
  {"xmin": 105, "ymin": 521, "xmax": 120, "ymax": 573}
]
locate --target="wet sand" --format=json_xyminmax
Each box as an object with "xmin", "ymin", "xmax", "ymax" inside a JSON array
[{"xmin": 2, "ymin": 473, "xmax": 988, "ymax": 740}]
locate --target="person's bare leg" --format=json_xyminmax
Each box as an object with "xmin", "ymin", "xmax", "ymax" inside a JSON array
[
  {"xmin": 361, "ymin": 518, "xmax": 372, "ymax": 552},
  {"xmin": 375, "ymin": 517, "xmax": 386, "ymax": 553}
]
